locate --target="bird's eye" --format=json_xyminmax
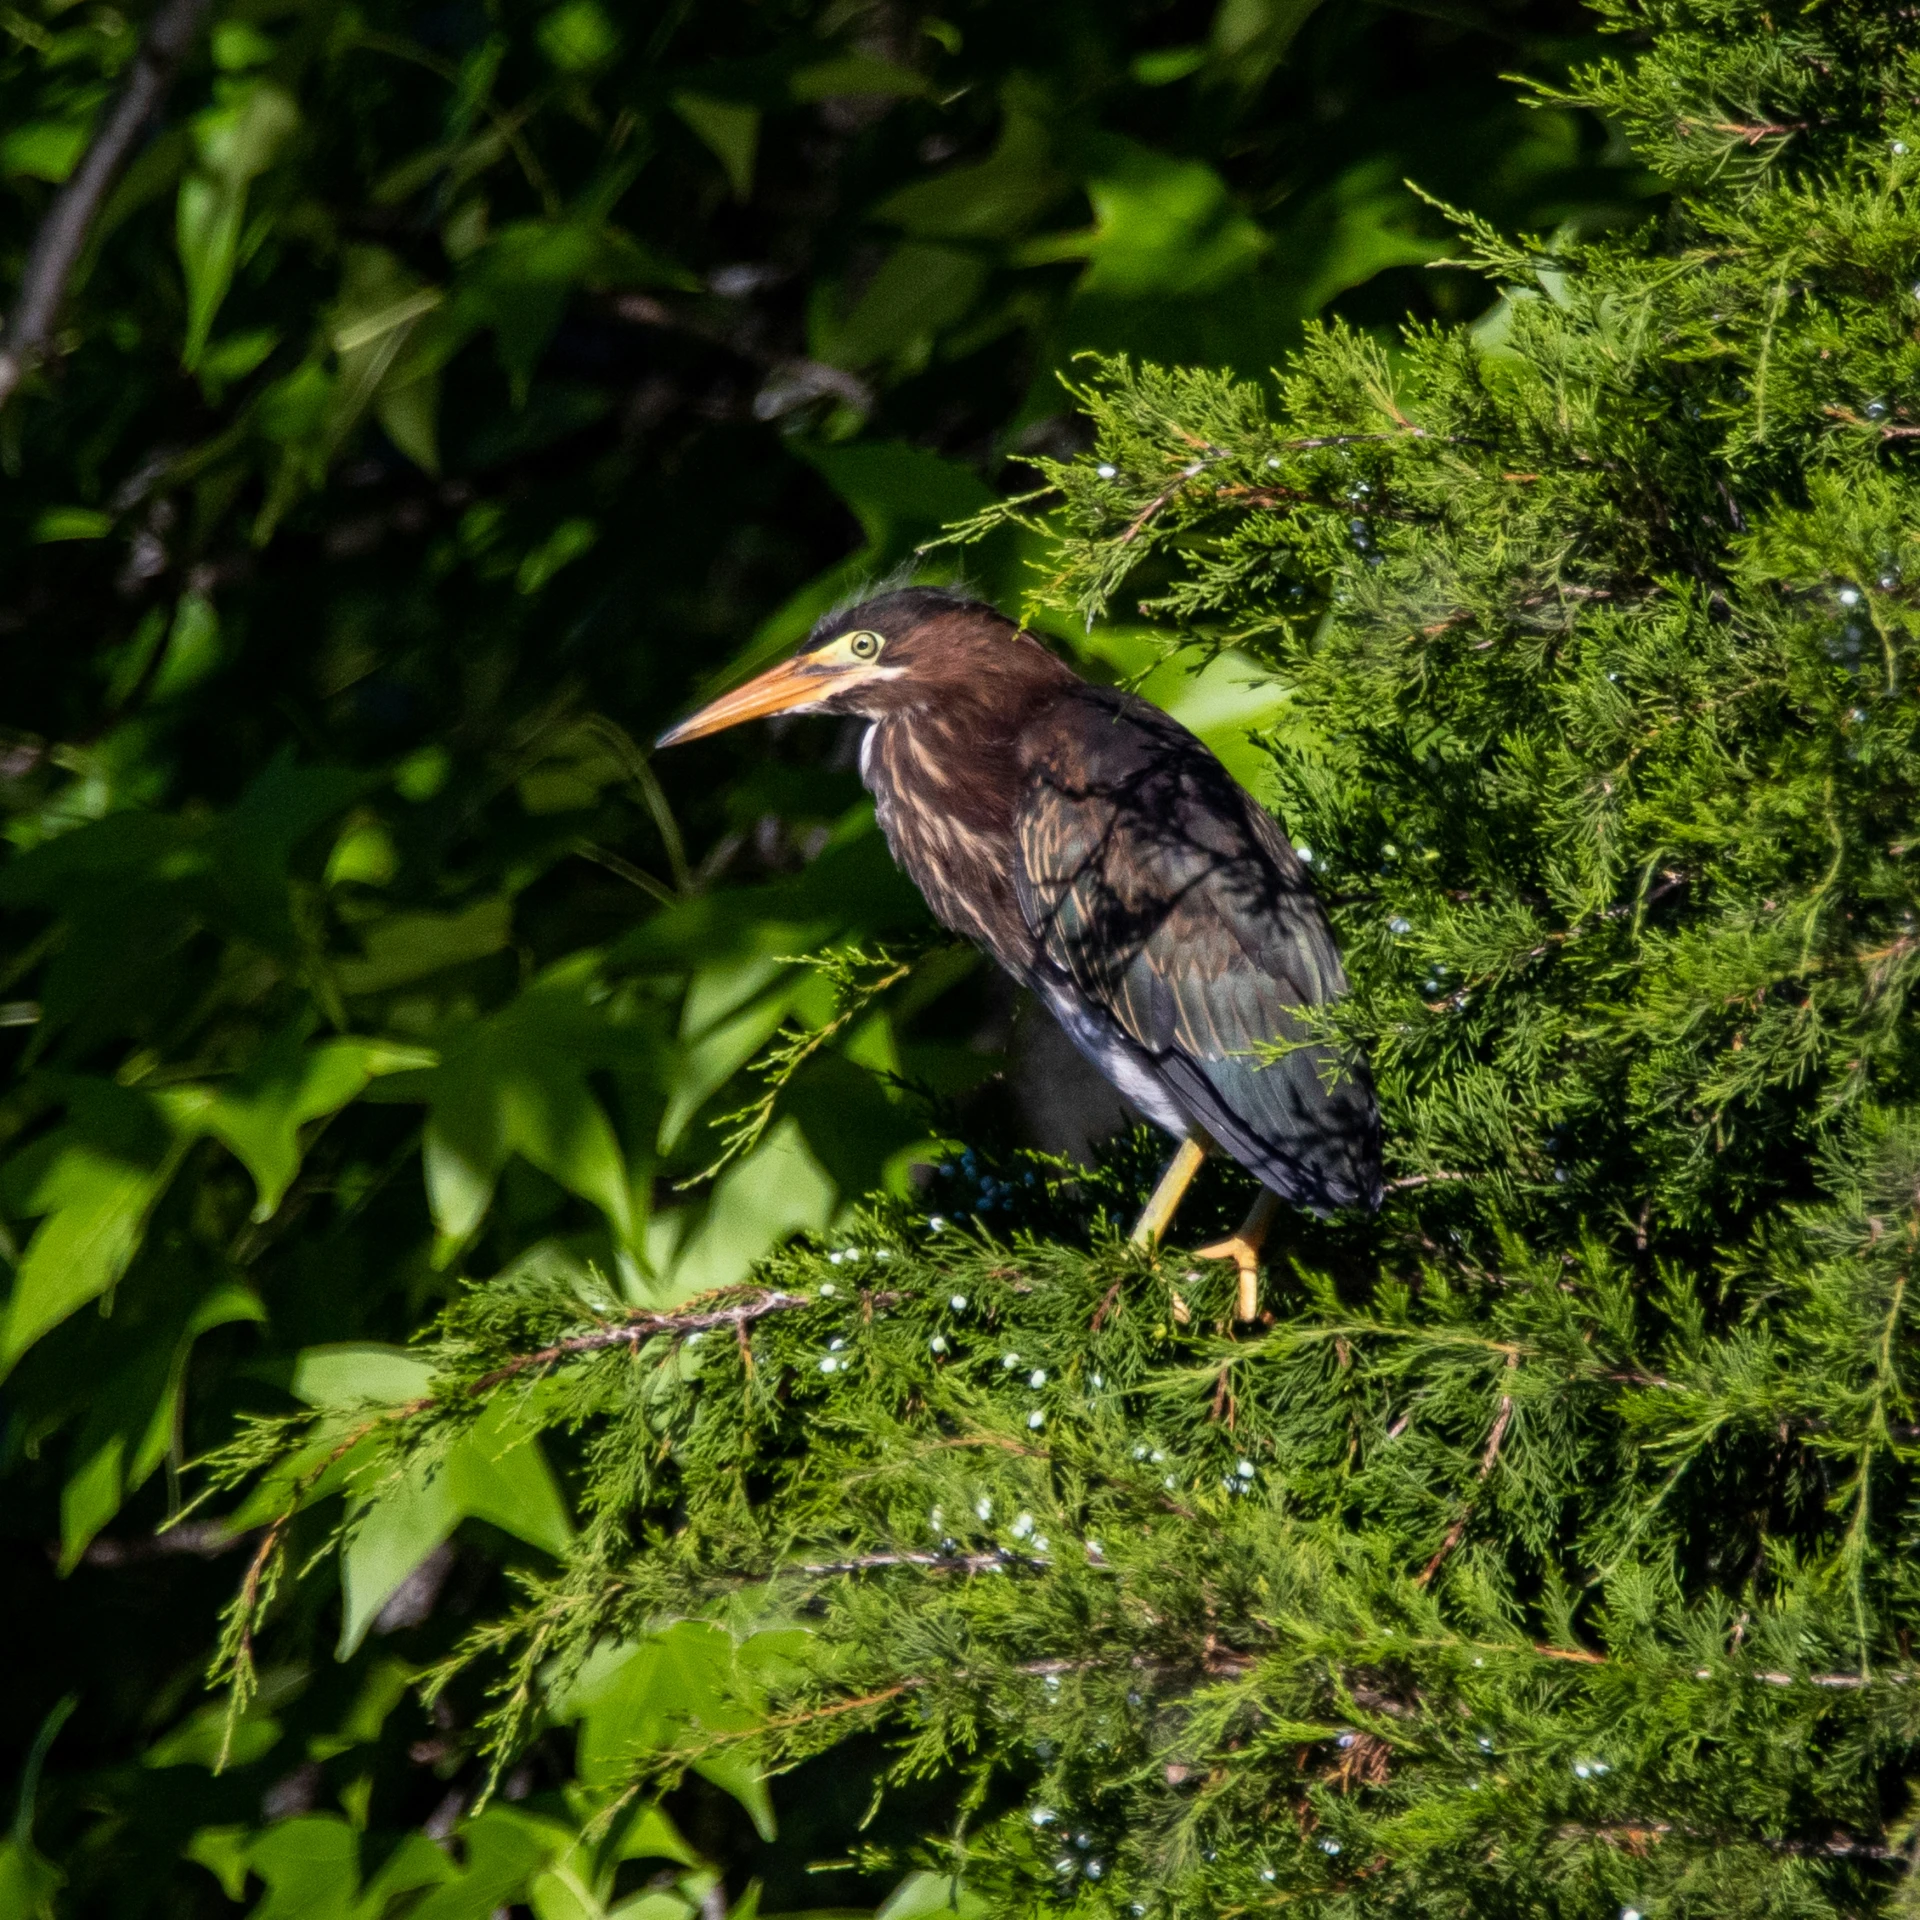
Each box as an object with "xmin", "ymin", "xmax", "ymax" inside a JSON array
[{"xmin": 846, "ymin": 630, "xmax": 883, "ymax": 661}]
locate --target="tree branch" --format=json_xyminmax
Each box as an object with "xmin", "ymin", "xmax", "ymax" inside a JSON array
[
  {"xmin": 465, "ymin": 1286, "xmax": 811, "ymax": 1394},
  {"xmin": 0, "ymin": 0, "xmax": 213, "ymax": 410},
  {"xmin": 1417, "ymin": 1354, "xmax": 1518, "ymax": 1586}
]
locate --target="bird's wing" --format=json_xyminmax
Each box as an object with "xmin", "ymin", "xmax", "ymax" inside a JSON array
[{"xmin": 1013, "ymin": 688, "xmax": 1380, "ymax": 1211}]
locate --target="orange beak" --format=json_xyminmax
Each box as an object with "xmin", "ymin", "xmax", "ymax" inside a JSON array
[{"xmin": 655, "ymin": 653, "xmax": 835, "ymax": 749}]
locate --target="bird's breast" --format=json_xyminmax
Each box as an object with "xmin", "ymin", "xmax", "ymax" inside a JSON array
[{"xmin": 860, "ymin": 716, "xmax": 1032, "ymax": 970}]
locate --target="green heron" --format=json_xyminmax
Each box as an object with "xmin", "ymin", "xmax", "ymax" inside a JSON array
[{"xmin": 658, "ymin": 588, "xmax": 1380, "ymax": 1315}]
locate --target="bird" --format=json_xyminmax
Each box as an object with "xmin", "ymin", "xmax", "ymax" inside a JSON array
[{"xmin": 657, "ymin": 587, "xmax": 1381, "ymax": 1316}]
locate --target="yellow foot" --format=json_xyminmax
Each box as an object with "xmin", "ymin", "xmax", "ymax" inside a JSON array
[
  {"xmin": 1194, "ymin": 1192, "xmax": 1281, "ymax": 1323},
  {"xmin": 1194, "ymin": 1235, "xmax": 1262, "ymax": 1322}
]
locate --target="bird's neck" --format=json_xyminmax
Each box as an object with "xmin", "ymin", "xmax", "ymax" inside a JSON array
[{"xmin": 858, "ymin": 697, "xmax": 1039, "ymax": 965}]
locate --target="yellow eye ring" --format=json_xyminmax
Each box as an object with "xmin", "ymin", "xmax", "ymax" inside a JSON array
[{"xmin": 846, "ymin": 629, "xmax": 883, "ymax": 660}]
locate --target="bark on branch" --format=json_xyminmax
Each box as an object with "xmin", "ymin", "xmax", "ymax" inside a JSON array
[
  {"xmin": 0, "ymin": 0, "xmax": 213, "ymax": 410},
  {"xmin": 466, "ymin": 1286, "xmax": 812, "ymax": 1394}
]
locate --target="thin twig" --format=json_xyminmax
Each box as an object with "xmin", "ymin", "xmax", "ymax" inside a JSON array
[
  {"xmin": 0, "ymin": 0, "xmax": 214, "ymax": 408},
  {"xmin": 1674, "ymin": 119, "xmax": 1807, "ymax": 145},
  {"xmin": 1823, "ymin": 404, "xmax": 1920, "ymax": 440},
  {"xmin": 1567, "ymin": 1819, "xmax": 1889, "ymax": 1860},
  {"xmin": 795, "ymin": 1550, "xmax": 1045, "ymax": 1575},
  {"xmin": 572, "ymin": 838, "xmax": 677, "ymax": 905},
  {"xmin": 1417, "ymin": 1354, "xmax": 1517, "ymax": 1586},
  {"xmin": 1274, "ymin": 429, "xmax": 1450, "ymax": 450},
  {"xmin": 466, "ymin": 1287, "xmax": 809, "ymax": 1394},
  {"xmin": 1117, "ymin": 485, "xmax": 1180, "ymax": 547}
]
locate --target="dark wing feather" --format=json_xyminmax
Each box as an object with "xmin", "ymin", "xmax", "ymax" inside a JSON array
[{"xmin": 1014, "ymin": 687, "xmax": 1380, "ymax": 1211}]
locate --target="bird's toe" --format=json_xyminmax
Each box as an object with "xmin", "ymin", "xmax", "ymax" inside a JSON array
[{"xmin": 1193, "ymin": 1234, "xmax": 1263, "ymax": 1321}]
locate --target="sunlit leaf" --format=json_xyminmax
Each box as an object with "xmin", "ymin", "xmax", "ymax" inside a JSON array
[
  {"xmin": 177, "ymin": 80, "xmax": 299, "ymax": 366},
  {"xmin": 1, "ymin": 121, "xmax": 89, "ymax": 183},
  {"xmin": 292, "ymin": 1343, "xmax": 574, "ymax": 1656},
  {"xmin": 674, "ymin": 94, "xmax": 758, "ymax": 200},
  {"xmin": 238, "ymin": 1816, "xmax": 359, "ymax": 1920},
  {"xmin": 875, "ymin": 1872, "xmax": 989, "ymax": 1920},
  {"xmin": 197, "ymin": 1031, "xmax": 436, "ymax": 1221},
  {"xmin": 1071, "ymin": 137, "xmax": 1268, "ymax": 296},
  {"xmin": 559, "ymin": 1622, "xmax": 777, "ymax": 1837},
  {"xmin": 538, "ymin": 0, "xmax": 619, "ymax": 73},
  {"xmin": 875, "ymin": 91, "xmax": 1065, "ymax": 241},
  {"xmin": 0, "ymin": 1081, "xmax": 190, "ymax": 1372},
  {"xmin": 395, "ymin": 961, "xmax": 646, "ymax": 1254},
  {"xmin": 659, "ymin": 1118, "xmax": 835, "ymax": 1295},
  {"xmin": 335, "ymin": 897, "xmax": 513, "ymax": 994}
]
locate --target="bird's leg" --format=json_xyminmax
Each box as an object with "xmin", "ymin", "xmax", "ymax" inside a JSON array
[
  {"xmin": 1195, "ymin": 1190, "xmax": 1283, "ymax": 1322},
  {"xmin": 1129, "ymin": 1132, "xmax": 1212, "ymax": 1248}
]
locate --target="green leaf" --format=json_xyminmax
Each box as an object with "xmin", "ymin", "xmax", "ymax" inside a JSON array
[
  {"xmin": 335, "ymin": 898, "xmax": 514, "ymax": 994},
  {"xmin": 1208, "ymin": 0, "xmax": 1324, "ymax": 91},
  {"xmin": 31, "ymin": 507, "xmax": 112, "ymax": 542},
  {"xmin": 148, "ymin": 591, "xmax": 222, "ymax": 701},
  {"xmin": 211, "ymin": 20, "xmax": 276, "ymax": 70},
  {"xmin": 1070, "ymin": 137, "xmax": 1268, "ymax": 296},
  {"xmin": 537, "ymin": 0, "xmax": 618, "ymax": 72},
  {"xmin": 354, "ymin": 1832, "xmax": 459, "ymax": 1915},
  {"xmin": 198, "ymin": 1031, "xmax": 436, "ymax": 1221},
  {"xmin": 674, "ymin": 95, "xmax": 758, "ymax": 201},
  {"xmin": 609, "ymin": 1805, "xmax": 699, "ymax": 1869},
  {"xmin": 241, "ymin": 1815, "xmax": 358, "ymax": 1920},
  {"xmin": 1275, "ymin": 156, "xmax": 1442, "ymax": 314},
  {"xmin": 408, "ymin": 1809, "xmax": 569, "ymax": 1920},
  {"xmin": 816, "ymin": 244, "xmax": 986, "ymax": 373},
  {"xmin": 875, "ymin": 1872, "xmax": 989, "ymax": 1920},
  {"xmin": 790, "ymin": 54, "xmax": 931, "ymax": 102},
  {"xmin": 194, "ymin": 327, "xmax": 279, "ymax": 403},
  {"xmin": 560, "ymin": 1623, "xmax": 777, "ymax": 1838},
  {"xmin": 0, "ymin": 121, "xmax": 89, "ymax": 184},
  {"xmin": 457, "ymin": 221, "xmax": 620, "ymax": 405},
  {"xmin": 1131, "ymin": 46, "xmax": 1206, "ymax": 85},
  {"xmin": 659, "ymin": 1119, "xmax": 835, "ymax": 1296},
  {"xmin": 185, "ymin": 1827, "xmax": 253, "ymax": 1902},
  {"xmin": 376, "ymin": 375, "xmax": 441, "ymax": 474},
  {"xmin": 0, "ymin": 1082, "xmax": 190, "ymax": 1373},
  {"xmin": 0, "ymin": 1838, "xmax": 63, "ymax": 1920},
  {"xmin": 326, "ymin": 247, "xmax": 451, "ymax": 474},
  {"xmin": 515, "ymin": 720, "xmax": 632, "ymax": 815},
  {"xmin": 177, "ymin": 80, "xmax": 299, "ymax": 366},
  {"xmin": 605, "ymin": 1896, "xmax": 694, "ymax": 1920},
  {"xmin": 60, "ymin": 1277, "xmax": 265, "ymax": 1569},
  {"xmin": 0, "ymin": 1699, "xmax": 72, "ymax": 1920},
  {"xmin": 145, "ymin": 1697, "xmax": 283, "ymax": 1771},
  {"xmin": 874, "ymin": 93, "xmax": 1064, "ymax": 241},
  {"xmin": 659, "ymin": 963, "xmax": 795, "ymax": 1155},
  {"xmin": 1069, "ymin": 625, "xmax": 1291, "ymax": 790},
  {"xmin": 517, "ymin": 517, "xmax": 599, "ymax": 594},
  {"xmin": 380, "ymin": 959, "xmax": 646, "ymax": 1254},
  {"xmin": 292, "ymin": 1344, "xmax": 573, "ymax": 1656},
  {"xmin": 325, "ymin": 819, "xmax": 399, "ymax": 887}
]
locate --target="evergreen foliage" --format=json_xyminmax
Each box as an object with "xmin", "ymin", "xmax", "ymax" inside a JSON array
[
  {"xmin": 0, "ymin": 2, "xmax": 1635, "ymax": 1912},
  {"xmin": 209, "ymin": 0, "xmax": 1920, "ymax": 1912}
]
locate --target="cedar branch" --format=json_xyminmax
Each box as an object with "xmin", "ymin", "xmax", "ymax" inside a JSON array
[{"xmin": 466, "ymin": 1286, "xmax": 811, "ymax": 1394}]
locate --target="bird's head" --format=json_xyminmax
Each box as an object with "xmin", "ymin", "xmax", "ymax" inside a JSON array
[{"xmin": 655, "ymin": 588, "xmax": 1064, "ymax": 747}]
